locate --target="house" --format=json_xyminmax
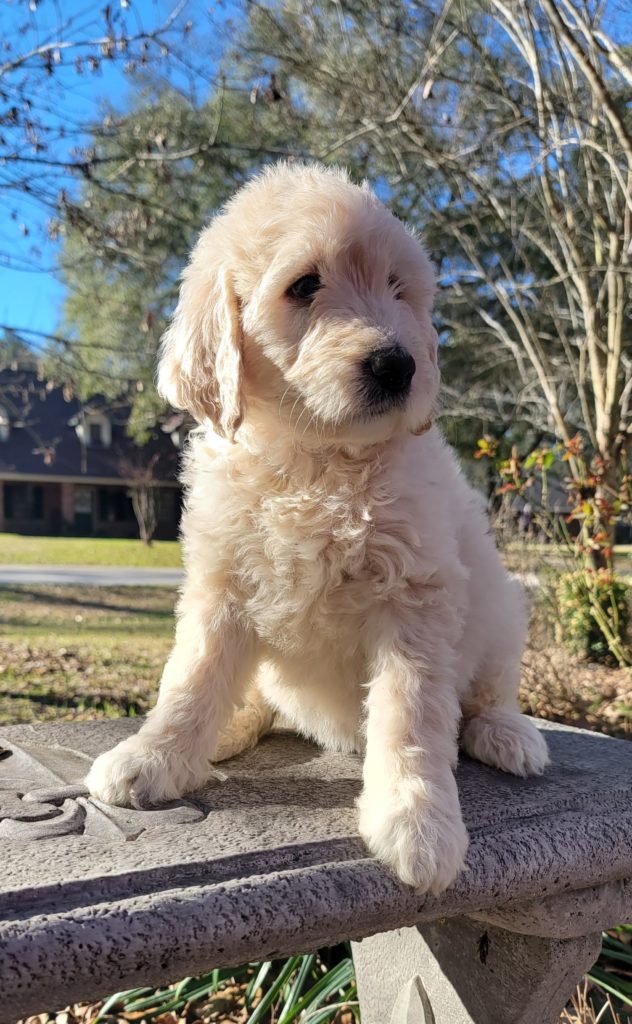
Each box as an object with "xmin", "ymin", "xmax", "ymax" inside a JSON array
[{"xmin": 0, "ymin": 365, "xmax": 183, "ymax": 539}]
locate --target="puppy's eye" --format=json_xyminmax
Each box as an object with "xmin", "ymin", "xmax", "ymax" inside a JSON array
[
  {"xmin": 286, "ymin": 273, "xmax": 321, "ymax": 302},
  {"xmin": 389, "ymin": 274, "xmax": 404, "ymax": 300}
]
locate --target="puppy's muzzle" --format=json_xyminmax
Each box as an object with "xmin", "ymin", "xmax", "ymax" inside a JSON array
[{"xmin": 362, "ymin": 345, "xmax": 416, "ymax": 410}]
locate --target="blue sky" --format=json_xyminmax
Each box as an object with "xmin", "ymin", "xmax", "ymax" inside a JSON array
[
  {"xmin": 0, "ymin": 0, "xmax": 234, "ymax": 347},
  {"xmin": 2, "ymin": 0, "xmax": 630, "ymax": 351}
]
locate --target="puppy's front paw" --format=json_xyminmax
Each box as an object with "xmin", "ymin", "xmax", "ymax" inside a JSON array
[
  {"xmin": 358, "ymin": 778, "xmax": 468, "ymax": 893},
  {"xmin": 86, "ymin": 734, "xmax": 203, "ymax": 808}
]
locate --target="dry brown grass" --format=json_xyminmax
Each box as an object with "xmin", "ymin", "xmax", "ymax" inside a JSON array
[
  {"xmin": 561, "ymin": 981, "xmax": 627, "ymax": 1023},
  {"xmin": 0, "ymin": 585, "xmax": 174, "ymax": 725}
]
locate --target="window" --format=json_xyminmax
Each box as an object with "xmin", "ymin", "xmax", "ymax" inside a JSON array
[
  {"xmin": 3, "ymin": 484, "xmax": 44, "ymax": 520},
  {"xmin": 74, "ymin": 487, "xmax": 93, "ymax": 515},
  {"xmin": 3, "ymin": 485, "xmax": 12, "ymax": 520},
  {"xmin": 75, "ymin": 412, "xmax": 111, "ymax": 448},
  {"xmin": 98, "ymin": 487, "xmax": 135, "ymax": 522},
  {"xmin": 32, "ymin": 486, "xmax": 43, "ymax": 519},
  {"xmin": 158, "ymin": 489, "xmax": 175, "ymax": 521},
  {"xmin": 0, "ymin": 406, "xmax": 9, "ymax": 442}
]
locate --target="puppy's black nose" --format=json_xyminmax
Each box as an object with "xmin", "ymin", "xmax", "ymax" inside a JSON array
[{"xmin": 364, "ymin": 345, "xmax": 416, "ymax": 395}]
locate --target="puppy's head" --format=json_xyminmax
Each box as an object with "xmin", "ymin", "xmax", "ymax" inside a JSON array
[{"xmin": 158, "ymin": 163, "xmax": 439, "ymax": 445}]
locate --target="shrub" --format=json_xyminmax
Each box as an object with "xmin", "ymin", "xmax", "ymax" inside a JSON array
[{"xmin": 556, "ymin": 570, "xmax": 629, "ymax": 662}]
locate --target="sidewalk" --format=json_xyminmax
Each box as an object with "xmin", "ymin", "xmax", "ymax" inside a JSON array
[
  {"xmin": 0, "ymin": 565, "xmax": 626, "ymax": 588},
  {"xmin": 0, "ymin": 565, "xmax": 183, "ymax": 586}
]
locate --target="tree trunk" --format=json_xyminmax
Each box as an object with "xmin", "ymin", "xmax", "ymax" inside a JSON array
[{"xmin": 131, "ymin": 486, "xmax": 158, "ymax": 546}]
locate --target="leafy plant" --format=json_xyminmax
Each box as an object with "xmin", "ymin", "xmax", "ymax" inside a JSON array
[
  {"xmin": 557, "ymin": 572, "xmax": 630, "ymax": 663},
  {"xmin": 94, "ymin": 944, "xmax": 358, "ymax": 1023},
  {"xmin": 587, "ymin": 927, "xmax": 632, "ymax": 1020},
  {"xmin": 476, "ymin": 433, "xmax": 632, "ymax": 666},
  {"xmin": 90, "ymin": 932, "xmax": 632, "ymax": 1023}
]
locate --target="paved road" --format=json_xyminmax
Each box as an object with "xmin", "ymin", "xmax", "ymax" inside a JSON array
[
  {"xmin": 0, "ymin": 565, "xmax": 184, "ymax": 587},
  {"xmin": 0, "ymin": 565, "xmax": 536, "ymax": 589},
  {"xmin": 0, "ymin": 566, "xmax": 626, "ymax": 588}
]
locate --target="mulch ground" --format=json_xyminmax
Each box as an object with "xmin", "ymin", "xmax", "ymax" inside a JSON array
[{"xmin": 519, "ymin": 590, "xmax": 631, "ymax": 738}]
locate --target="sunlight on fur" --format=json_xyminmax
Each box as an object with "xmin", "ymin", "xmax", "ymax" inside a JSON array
[{"xmin": 86, "ymin": 163, "xmax": 549, "ymax": 892}]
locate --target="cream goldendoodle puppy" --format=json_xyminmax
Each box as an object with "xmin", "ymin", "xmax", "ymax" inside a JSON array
[{"xmin": 87, "ymin": 163, "xmax": 548, "ymax": 893}]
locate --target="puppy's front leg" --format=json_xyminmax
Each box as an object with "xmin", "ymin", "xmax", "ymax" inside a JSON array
[
  {"xmin": 358, "ymin": 591, "xmax": 468, "ymax": 893},
  {"xmin": 86, "ymin": 583, "xmax": 256, "ymax": 807}
]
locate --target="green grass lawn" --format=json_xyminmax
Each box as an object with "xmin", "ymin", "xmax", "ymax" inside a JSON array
[
  {"xmin": 0, "ymin": 534, "xmax": 182, "ymax": 567},
  {"xmin": 1, "ymin": 535, "xmax": 628, "ymax": 572},
  {"xmin": 0, "ymin": 584, "xmax": 175, "ymax": 724}
]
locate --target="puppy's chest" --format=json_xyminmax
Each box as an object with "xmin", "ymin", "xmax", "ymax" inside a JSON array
[{"xmin": 235, "ymin": 484, "xmax": 414, "ymax": 650}]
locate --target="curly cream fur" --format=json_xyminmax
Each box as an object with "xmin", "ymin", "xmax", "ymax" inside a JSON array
[{"xmin": 86, "ymin": 163, "xmax": 548, "ymax": 892}]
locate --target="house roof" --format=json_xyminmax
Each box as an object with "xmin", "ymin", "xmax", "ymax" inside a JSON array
[{"xmin": 0, "ymin": 367, "xmax": 181, "ymax": 485}]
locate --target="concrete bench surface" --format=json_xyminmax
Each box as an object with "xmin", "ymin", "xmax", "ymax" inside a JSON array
[{"xmin": 1, "ymin": 717, "xmax": 631, "ymax": 1024}]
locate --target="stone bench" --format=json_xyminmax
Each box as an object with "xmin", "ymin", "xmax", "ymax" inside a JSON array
[{"xmin": 1, "ymin": 718, "xmax": 631, "ymax": 1024}]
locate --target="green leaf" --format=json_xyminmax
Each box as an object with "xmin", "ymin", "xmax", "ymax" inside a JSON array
[
  {"xmin": 278, "ymin": 952, "xmax": 318, "ymax": 1023},
  {"xmin": 119, "ymin": 988, "xmax": 178, "ymax": 1013},
  {"xmin": 588, "ymin": 966, "xmax": 632, "ymax": 1005},
  {"xmin": 278, "ymin": 958, "xmax": 355, "ymax": 1024},
  {"xmin": 247, "ymin": 955, "xmax": 302, "ymax": 1024},
  {"xmin": 246, "ymin": 960, "xmax": 273, "ymax": 1005},
  {"xmin": 599, "ymin": 944, "xmax": 632, "ymax": 965},
  {"xmin": 300, "ymin": 994, "xmax": 359, "ymax": 1024},
  {"xmin": 95, "ymin": 987, "xmax": 153, "ymax": 1021},
  {"xmin": 174, "ymin": 975, "xmax": 195, "ymax": 998}
]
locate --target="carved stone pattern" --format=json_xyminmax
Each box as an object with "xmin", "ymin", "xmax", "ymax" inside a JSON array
[
  {"xmin": 0, "ymin": 743, "xmax": 205, "ymax": 841},
  {"xmin": 0, "ymin": 785, "xmax": 89, "ymax": 840}
]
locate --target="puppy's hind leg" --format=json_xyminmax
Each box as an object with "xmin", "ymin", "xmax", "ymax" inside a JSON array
[
  {"xmin": 461, "ymin": 702, "xmax": 549, "ymax": 778},
  {"xmin": 212, "ymin": 680, "xmax": 275, "ymax": 763},
  {"xmin": 460, "ymin": 583, "xmax": 549, "ymax": 778}
]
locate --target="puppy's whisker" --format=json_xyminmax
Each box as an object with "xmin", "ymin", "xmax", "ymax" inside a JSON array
[
  {"xmin": 278, "ymin": 384, "xmax": 294, "ymax": 422},
  {"xmin": 292, "ymin": 402, "xmax": 312, "ymax": 443},
  {"xmin": 288, "ymin": 394, "xmax": 305, "ymax": 435},
  {"xmin": 331, "ymin": 396, "xmax": 348, "ymax": 430},
  {"xmin": 301, "ymin": 411, "xmax": 323, "ymax": 448},
  {"xmin": 288, "ymin": 402, "xmax": 301, "ymax": 437}
]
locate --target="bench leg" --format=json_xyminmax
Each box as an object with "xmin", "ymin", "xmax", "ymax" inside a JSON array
[{"xmin": 352, "ymin": 917, "xmax": 602, "ymax": 1024}]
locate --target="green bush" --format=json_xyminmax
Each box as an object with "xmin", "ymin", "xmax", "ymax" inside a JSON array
[{"xmin": 556, "ymin": 570, "xmax": 629, "ymax": 661}]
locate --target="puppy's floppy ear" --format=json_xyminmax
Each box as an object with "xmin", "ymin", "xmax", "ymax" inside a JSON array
[{"xmin": 157, "ymin": 250, "xmax": 243, "ymax": 440}]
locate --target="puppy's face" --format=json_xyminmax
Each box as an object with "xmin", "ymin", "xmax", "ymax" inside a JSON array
[{"xmin": 158, "ymin": 165, "xmax": 439, "ymax": 446}]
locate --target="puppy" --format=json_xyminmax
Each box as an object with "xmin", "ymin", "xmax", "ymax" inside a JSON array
[{"xmin": 86, "ymin": 163, "xmax": 548, "ymax": 893}]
